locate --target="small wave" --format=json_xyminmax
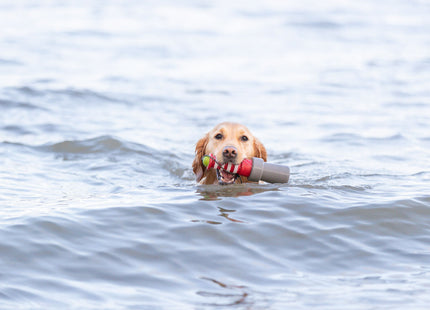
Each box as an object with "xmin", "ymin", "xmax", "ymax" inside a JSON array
[
  {"xmin": 0, "ymin": 58, "xmax": 22, "ymax": 66},
  {"xmin": 2, "ymin": 125, "xmax": 33, "ymax": 135},
  {"xmin": 314, "ymin": 172, "xmax": 354, "ymax": 182},
  {"xmin": 65, "ymin": 30, "xmax": 112, "ymax": 37},
  {"xmin": 48, "ymin": 88, "xmax": 123, "ymax": 103},
  {"xmin": 293, "ymin": 183, "xmax": 371, "ymax": 192},
  {"xmin": 411, "ymin": 171, "xmax": 430, "ymax": 177},
  {"xmin": 5, "ymin": 86, "xmax": 125, "ymax": 105},
  {"xmin": 37, "ymin": 136, "xmax": 188, "ymax": 182},
  {"xmin": 322, "ymin": 132, "xmax": 407, "ymax": 145},
  {"xmin": 367, "ymin": 133, "xmax": 407, "ymax": 142},
  {"xmin": 322, "ymin": 133, "xmax": 362, "ymax": 144},
  {"xmin": 3, "ymin": 135, "xmax": 189, "ymax": 183},
  {"xmin": 186, "ymin": 89, "xmax": 231, "ymax": 96},
  {"xmin": 41, "ymin": 135, "xmax": 155, "ymax": 157},
  {"xmin": 288, "ymin": 20, "xmax": 343, "ymax": 29},
  {"xmin": 0, "ymin": 98, "xmax": 45, "ymax": 110},
  {"xmin": 10, "ymin": 86, "xmax": 45, "ymax": 97}
]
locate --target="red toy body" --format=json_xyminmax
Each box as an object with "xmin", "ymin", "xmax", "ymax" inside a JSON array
[{"xmin": 203, "ymin": 153, "xmax": 253, "ymax": 177}]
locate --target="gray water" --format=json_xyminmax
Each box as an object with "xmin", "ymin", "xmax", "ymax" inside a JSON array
[{"xmin": 1, "ymin": 0, "xmax": 430, "ymax": 309}]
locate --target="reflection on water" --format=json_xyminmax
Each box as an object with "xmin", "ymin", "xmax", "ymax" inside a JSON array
[
  {"xmin": 197, "ymin": 277, "xmax": 254, "ymax": 308},
  {"xmin": 197, "ymin": 183, "xmax": 282, "ymax": 200}
]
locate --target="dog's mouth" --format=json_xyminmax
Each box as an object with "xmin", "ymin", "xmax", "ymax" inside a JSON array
[{"xmin": 216, "ymin": 169, "xmax": 238, "ymax": 185}]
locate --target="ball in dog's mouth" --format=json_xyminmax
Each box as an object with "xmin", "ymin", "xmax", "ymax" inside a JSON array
[{"xmin": 216, "ymin": 169, "xmax": 238, "ymax": 185}]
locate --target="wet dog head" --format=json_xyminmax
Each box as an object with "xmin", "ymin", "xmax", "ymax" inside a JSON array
[{"xmin": 193, "ymin": 122, "xmax": 267, "ymax": 185}]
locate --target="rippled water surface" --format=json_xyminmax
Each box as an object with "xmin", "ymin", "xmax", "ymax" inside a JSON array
[{"xmin": 1, "ymin": 0, "xmax": 430, "ymax": 309}]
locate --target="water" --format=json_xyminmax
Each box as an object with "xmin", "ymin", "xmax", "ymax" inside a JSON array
[{"xmin": 1, "ymin": 0, "xmax": 430, "ymax": 309}]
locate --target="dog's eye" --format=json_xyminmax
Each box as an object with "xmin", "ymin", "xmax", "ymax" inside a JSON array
[
  {"xmin": 241, "ymin": 135, "xmax": 249, "ymax": 142},
  {"xmin": 215, "ymin": 133, "xmax": 223, "ymax": 140}
]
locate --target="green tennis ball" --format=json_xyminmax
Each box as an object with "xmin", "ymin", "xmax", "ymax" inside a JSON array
[{"xmin": 202, "ymin": 155, "xmax": 210, "ymax": 167}]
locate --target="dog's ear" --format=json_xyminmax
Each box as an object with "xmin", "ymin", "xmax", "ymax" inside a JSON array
[
  {"xmin": 253, "ymin": 138, "xmax": 267, "ymax": 162},
  {"xmin": 192, "ymin": 134, "xmax": 209, "ymax": 182}
]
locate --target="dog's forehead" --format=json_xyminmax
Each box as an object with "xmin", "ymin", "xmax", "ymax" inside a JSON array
[{"xmin": 212, "ymin": 123, "xmax": 251, "ymax": 136}]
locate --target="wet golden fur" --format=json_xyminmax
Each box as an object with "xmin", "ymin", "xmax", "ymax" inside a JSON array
[{"xmin": 192, "ymin": 122, "xmax": 267, "ymax": 184}]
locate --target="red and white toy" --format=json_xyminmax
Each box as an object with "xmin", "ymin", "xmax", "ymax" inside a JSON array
[{"xmin": 202, "ymin": 154, "xmax": 290, "ymax": 184}]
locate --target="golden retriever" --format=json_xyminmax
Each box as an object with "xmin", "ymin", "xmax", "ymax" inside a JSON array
[{"xmin": 193, "ymin": 122, "xmax": 267, "ymax": 185}]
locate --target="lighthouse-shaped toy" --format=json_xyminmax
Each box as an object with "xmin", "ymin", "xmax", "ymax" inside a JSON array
[{"xmin": 202, "ymin": 154, "xmax": 290, "ymax": 184}]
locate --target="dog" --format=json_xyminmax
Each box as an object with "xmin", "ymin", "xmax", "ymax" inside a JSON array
[{"xmin": 193, "ymin": 122, "xmax": 267, "ymax": 185}]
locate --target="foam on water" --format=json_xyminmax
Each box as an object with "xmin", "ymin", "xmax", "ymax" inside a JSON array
[{"xmin": 1, "ymin": 0, "xmax": 430, "ymax": 309}]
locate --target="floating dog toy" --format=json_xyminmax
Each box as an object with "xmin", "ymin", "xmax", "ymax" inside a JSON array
[{"xmin": 202, "ymin": 154, "xmax": 290, "ymax": 183}]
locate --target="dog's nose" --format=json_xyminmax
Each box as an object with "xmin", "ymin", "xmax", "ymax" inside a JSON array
[{"xmin": 222, "ymin": 146, "xmax": 237, "ymax": 162}]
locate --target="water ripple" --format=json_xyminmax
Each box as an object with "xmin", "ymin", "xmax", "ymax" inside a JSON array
[
  {"xmin": 1, "ymin": 0, "xmax": 430, "ymax": 308},
  {"xmin": 0, "ymin": 98, "xmax": 46, "ymax": 110}
]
